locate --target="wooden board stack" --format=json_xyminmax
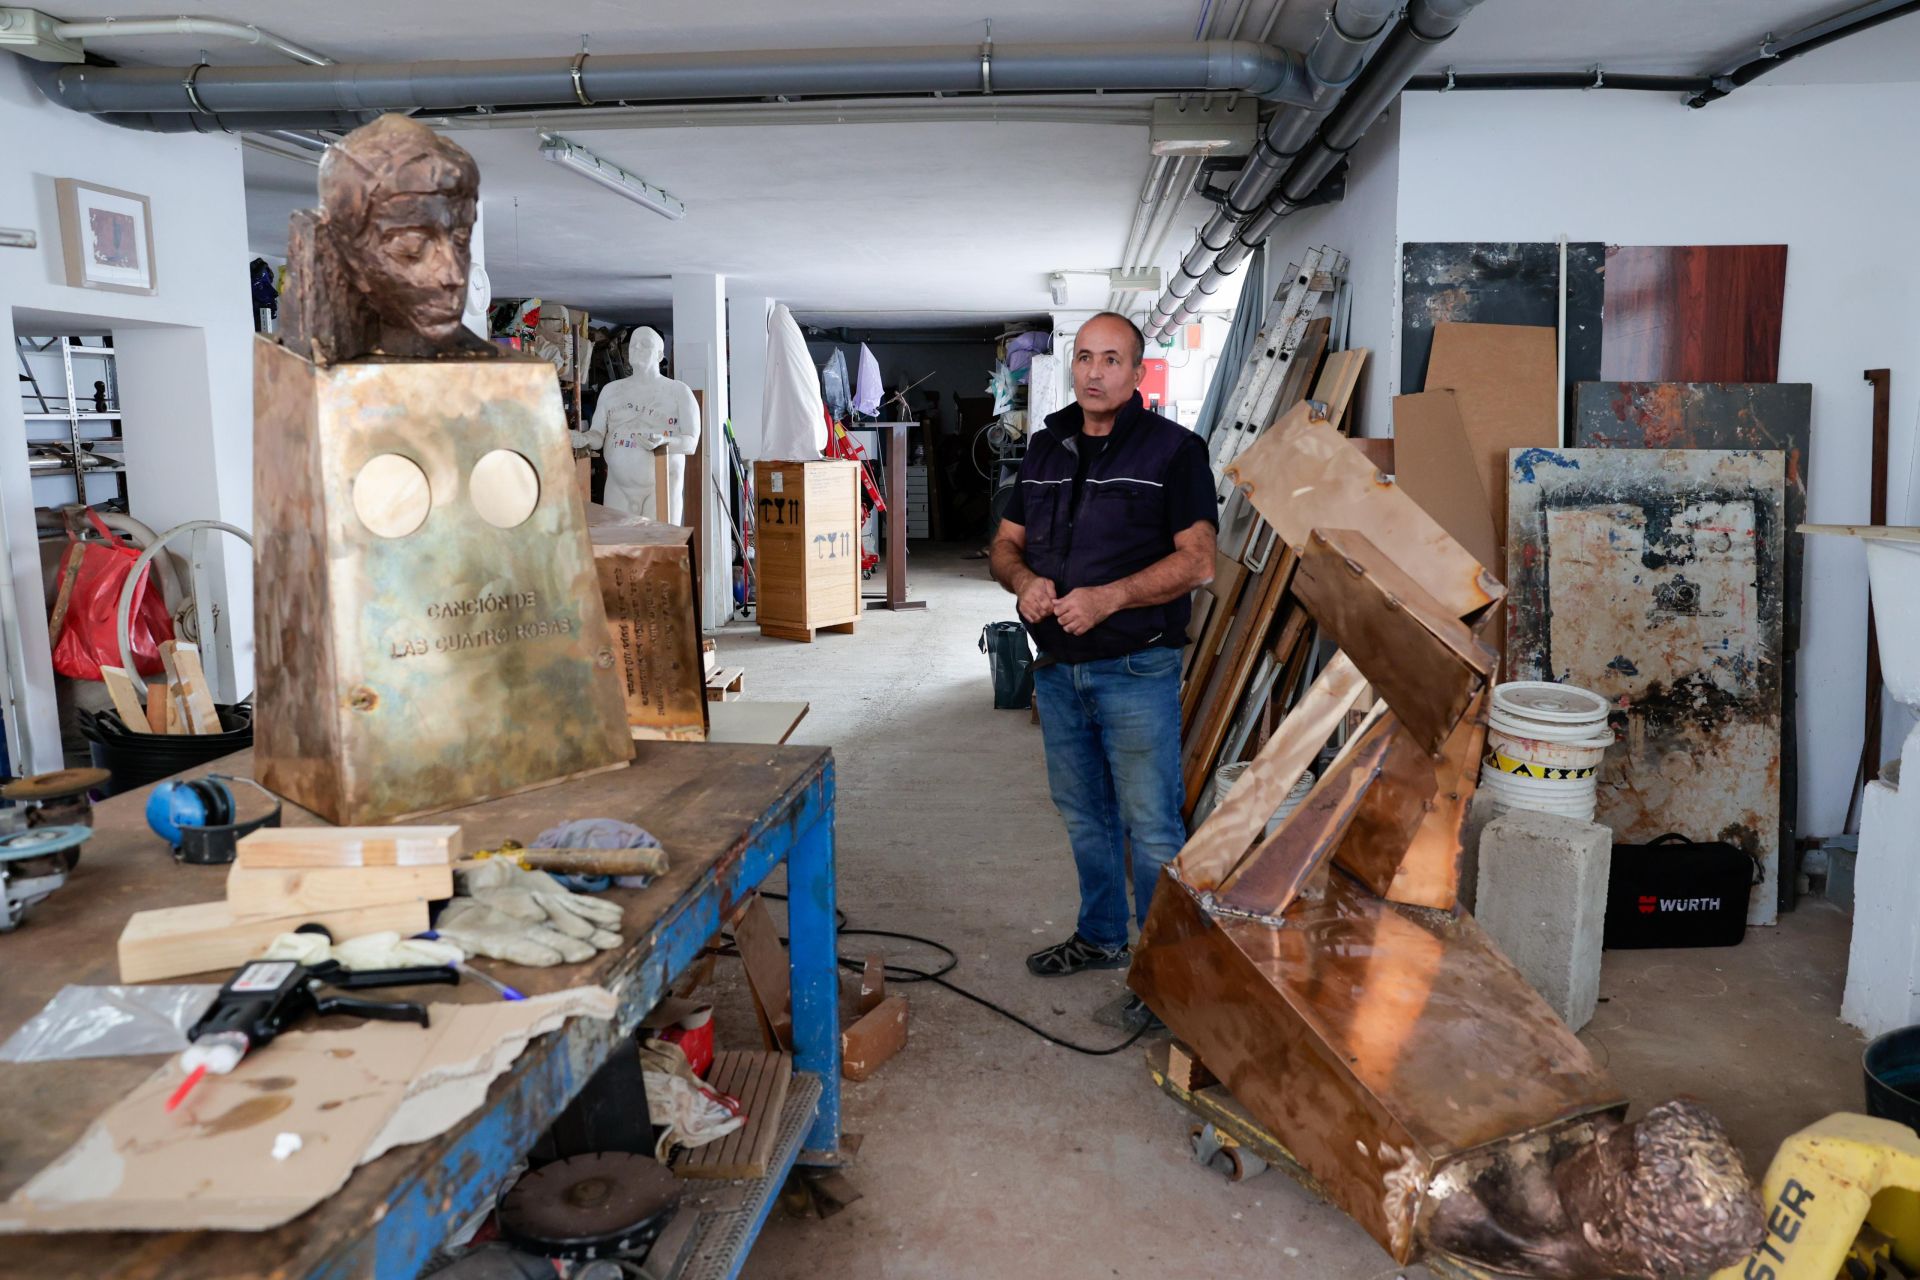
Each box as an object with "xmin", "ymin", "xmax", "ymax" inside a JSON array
[
  {"xmin": 117, "ymin": 825, "xmax": 461, "ymax": 981},
  {"xmin": 1181, "ymin": 328, "xmax": 1372, "ymax": 823}
]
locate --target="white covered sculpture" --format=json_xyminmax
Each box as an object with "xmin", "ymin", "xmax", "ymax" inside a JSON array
[{"xmin": 574, "ymin": 326, "xmax": 699, "ymax": 522}]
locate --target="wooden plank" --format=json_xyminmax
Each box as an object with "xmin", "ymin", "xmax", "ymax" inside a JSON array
[
  {"xmin": 1599, "ymin": 244, "xmax": 1787, "ymax": 383},
  {"xmin": 118, "ymin": 897, "xmax": 431, "ymax": 982},
  {"xmin": 1181, "ymin": 548, "xmax": 1297, "ymax": 816},
  {"xmin": 167, "ymin": 643, "xmax": 223, "ymax": 734},
  {"xmin": 1181, "ymin": 553, "xmax": 1248, "ymax": 727},
  {"xmin": 146, "ymin": 683, "xmax": 169, "ymax": 737},
  {"xmin": 704, "ymin": 667, "xmax": 746, "ymax": 702},
  {"xmin": 673, "ymin": 1051, "xmax": 793, "ymax": 1180},
  {"xmin": 99, "ymin": 666, "xmax": 151, "ymax": 732},
  {"xmin": 733, "ymin": 894, "xmax": 793, "ymax": 1052},
  {"xmin": 234, "ymin": 825, "xmax": 462, "ymax": 869},
  {"xmin": 225, "ymin": 863, "xmax": 454, "ymax": 917},
  {"xmin": 1392, "ymin": 390, "xmax": 1501, "ymax": 580},
  {"xmin": 1176, "ymin": 652, "xmax": 1369, "ymax": 891},
  {"xmin": 1311, "ymin": 348, "xmax": 1369, "ymax": 434}
]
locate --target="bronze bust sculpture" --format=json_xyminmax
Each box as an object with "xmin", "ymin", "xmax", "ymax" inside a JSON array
[{"xmin": 280, "ymin": 114, "xmax": 498, "ymax": 364}]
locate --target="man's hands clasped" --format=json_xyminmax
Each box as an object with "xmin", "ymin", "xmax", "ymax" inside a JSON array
[{"xmin": 1018, "ymin": 573, "xmax": 1120, "ymax": 636}]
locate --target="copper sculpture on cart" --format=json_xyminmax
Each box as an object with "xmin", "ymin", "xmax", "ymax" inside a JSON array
[
  {"xmin": 1127, "ymin": 402, "xmax": 1762, "ymax": 1277},
  {"xmin": 255, "ymin": 115, "xmax": 631, "ymax": 825}
]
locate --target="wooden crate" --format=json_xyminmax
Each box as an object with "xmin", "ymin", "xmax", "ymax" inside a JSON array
[
  {"xmin": 587, "ymin": 505, "xmax": 708, "ymax": 742},
  {"xmin": 754, "ymin": 460, "xmax": 862, "ymax": 642}
]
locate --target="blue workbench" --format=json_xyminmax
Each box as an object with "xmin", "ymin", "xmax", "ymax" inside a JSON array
[{"xmin": 0, "ymin": 740, "xmax": 842, "ymax": 1279}]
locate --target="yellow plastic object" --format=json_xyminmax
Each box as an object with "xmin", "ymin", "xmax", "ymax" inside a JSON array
[{"xmin": 1712, "ymin": 1113, "xmax": 1920, "ymax": 1280}]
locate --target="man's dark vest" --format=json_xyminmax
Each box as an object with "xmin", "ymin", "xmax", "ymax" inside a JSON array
[{"xmin": 1019, "ymin": 392, "xmax": 1195, "ymax": 663}]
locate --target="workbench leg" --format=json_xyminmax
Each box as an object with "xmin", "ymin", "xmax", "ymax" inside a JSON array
[{"xmin": 788, "ymin": 788, "xmax": 843, "ymax": 1159}]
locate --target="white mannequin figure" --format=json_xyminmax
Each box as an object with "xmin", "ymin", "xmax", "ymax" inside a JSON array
[{"xmin": 574, "ymin": 327, "xmax": 700, "ymax": 522}]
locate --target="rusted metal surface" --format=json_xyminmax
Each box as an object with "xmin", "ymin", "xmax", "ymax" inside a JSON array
[
  {"xmin": 1506, "ymin": 447, "xmax": 1785, "ymax": 926},
  {"xmin": 1292, "ymin": 527, "xmax": 1498, "ymax": 754},
  {"xmin": 1225, "ymin": 401, "xmax": 1500, "ymax": 622},
  {"xmin": 1217, "ymin": 704, "xmax": 1393, "ymax": 917},
  {"xmin": 1176, "ymin": 653, "xmax": 1368, "ymax": 892},
  {"xmin": 1130, "ymin": 870, "xmax": 1625, "ymax": 1263},
  {"xmin": 254, "ymin": 338, "xmax": 633, "ymax": 825}
]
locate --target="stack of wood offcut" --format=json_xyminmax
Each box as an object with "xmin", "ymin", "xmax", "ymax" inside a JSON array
[
  {"xmin": 99, "ymin": 641, "xmax": 224, "ymax": 736},
  {"xmin": 1181, "ymin": 313, "xmax": 1370, "ymax": 825},
  {"xmin": 117, "ymin": 826, "xmax": 460, "ymax": 981}
]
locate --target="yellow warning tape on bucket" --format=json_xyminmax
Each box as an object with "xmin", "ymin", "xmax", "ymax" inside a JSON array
[{"xmin": 1489, "ymin": 751, "xmax": 1596, "ymax": 781}]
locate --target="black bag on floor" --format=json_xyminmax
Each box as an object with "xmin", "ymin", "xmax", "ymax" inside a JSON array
[
  {"xmin": 979, "ymin": 621, "xmax": 1035, "ymax": 711},
  {"xmin": 1603, "ymin": 832, "xmax": 1761, "ymax": 950}
]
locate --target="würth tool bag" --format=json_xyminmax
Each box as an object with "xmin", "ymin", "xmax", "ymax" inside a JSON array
[
  {"xmin": 979, "ymin": 622, "xmax": 1035, "ymax": 711},
  {"xmin": 1603, "ymin": 832, "xmax": 1761, "ymax": 950}
]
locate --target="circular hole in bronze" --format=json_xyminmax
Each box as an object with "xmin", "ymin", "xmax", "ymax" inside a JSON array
[
  {"xmin": 351, "ymin": 453, "xmax": 431, "ymax": 538},
  {"xmin": 470, "ymin": 449, "xmax": 540, "ymax": 529}
]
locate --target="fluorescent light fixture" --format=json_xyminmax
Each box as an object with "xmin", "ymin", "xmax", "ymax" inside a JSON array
[
  {"xmin": 1108, "ymin": 268, "xmax": 1162, "ymax": 293},
  {"xmin": 538, "ymin": 133, "xmax": 685, "ymax": 221}
]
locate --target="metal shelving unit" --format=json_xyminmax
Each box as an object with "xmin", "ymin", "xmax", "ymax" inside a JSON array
[{"xmin": 16, "ymin": 336, "xmax": 128, "ymax": 514}]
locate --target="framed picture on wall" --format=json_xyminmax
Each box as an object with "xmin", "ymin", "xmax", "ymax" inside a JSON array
[{"xmin": 55, "ymin": 178, "xmax": 156, "ymax": 295}]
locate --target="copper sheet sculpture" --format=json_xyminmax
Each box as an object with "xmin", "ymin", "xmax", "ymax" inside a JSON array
[
  {"xmin": 1128, "ymin": 403, "xmax": 1761, "ymax": 1276},
  {"xmin": 254, "ymin": 115, "xmax": 631, "ymax": 824}
]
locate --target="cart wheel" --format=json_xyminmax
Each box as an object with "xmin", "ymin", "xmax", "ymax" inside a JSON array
[{"xmin": 1189, "ymin": 1122, "xmax": 1268, "ymax": 1182}]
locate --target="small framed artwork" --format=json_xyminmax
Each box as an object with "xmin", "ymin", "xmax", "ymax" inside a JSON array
[{"xmin": 55, "ymin": 178, "xmax": 156, "ymax": 295}]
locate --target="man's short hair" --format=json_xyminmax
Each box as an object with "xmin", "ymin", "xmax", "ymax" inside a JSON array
[{"xmin": 1081, "ymin": 311, "xmax": 1147, "ymax": 367}]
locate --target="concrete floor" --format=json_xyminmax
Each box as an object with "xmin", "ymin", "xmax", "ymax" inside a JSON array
[{"xmin": 703, "ymin": 546, "xmax": 1866, "ymax": 1279}]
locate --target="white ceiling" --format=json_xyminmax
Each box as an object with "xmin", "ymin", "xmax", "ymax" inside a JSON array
[{"xmin": 56, "ymin": 0, "xmax": 1920, "ymax": 323}]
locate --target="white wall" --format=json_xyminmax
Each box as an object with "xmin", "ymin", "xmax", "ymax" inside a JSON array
[
  {"xmin": 1396, "ymin": 83, "xmax": 1920, "ymax": 838},
  {"xmin": 1258, "ymin": 105, "xmax": 1401, "ymax": 439},
  {"xmin": 0, "ymin": 59, "xmax": 255, "ymax": 770}
]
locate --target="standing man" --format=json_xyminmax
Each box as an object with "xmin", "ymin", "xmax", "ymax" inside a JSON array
[{"xmin": 991, "ymin": 312, "xmax": 1218, "ymax": 979}]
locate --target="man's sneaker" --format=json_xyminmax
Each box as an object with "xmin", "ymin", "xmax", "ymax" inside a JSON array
[{"xmin": 1026, "ymin": 932, "xmax": 1129, "ymax": 977}]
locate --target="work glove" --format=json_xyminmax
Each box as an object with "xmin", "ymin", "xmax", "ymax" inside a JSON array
[
  {"xmin": 262, "ymin": 929, "xmax": 463, "ymax": 970},
  {"xmin": 640, "ymin": 1037, "xmax": 743, "ymax": 1161},
  {"xmin": 457, "ymin": 859, "xmax": 624, "ymax": 948},
  {"xmin": 434, "ymin": 897, "xmax": 599, "ymax": 966}
]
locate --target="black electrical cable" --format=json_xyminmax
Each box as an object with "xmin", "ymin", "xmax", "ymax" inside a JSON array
[{"xmin": 718, "ymin": 893, "xmax": 1154, "ymax": 1057}]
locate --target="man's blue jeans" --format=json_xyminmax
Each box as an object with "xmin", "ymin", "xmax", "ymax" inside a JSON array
[{"xmin": 1032, "ymin": 646, "xmax": 1188, "ymax": 951}]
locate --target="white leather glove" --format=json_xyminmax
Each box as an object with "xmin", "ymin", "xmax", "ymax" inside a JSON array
[
  {"xmin": 457, "ymin": 860, "xmax": 623, "ymax": 949},
  {"xmin": 434, "ymin": 897, "xmax": 598, "ymax": 966},
  {"xmin": 261, "ymin": 929, "xmax": 464, "ymax": 969}
]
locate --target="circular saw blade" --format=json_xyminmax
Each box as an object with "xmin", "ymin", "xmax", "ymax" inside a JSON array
[
  {"xmin": 499, "ymin": 1152, "xmax": 681, "ymax": 1260},
  {"xmin": 0, "ymin": 824, "xmax": 91, "ymax": 872},
  {"xmin": 1, "ymin": 768, "xmax": 109, "ymax": 802}
]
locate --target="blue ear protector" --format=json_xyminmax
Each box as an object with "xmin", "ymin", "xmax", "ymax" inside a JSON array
[{"xmin": 146, "ymin": 775, "xmax": 282, "ymax": 864}]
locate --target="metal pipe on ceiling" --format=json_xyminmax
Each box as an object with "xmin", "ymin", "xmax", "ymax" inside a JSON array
[
  {"xmin": 52, "ymin": 15, "xmax": 335, "ymax": 66},
  {"xmin": 29, "ymin": 39, "xmax": 1327, "ymax": 131},
  {"xmin": 1686, "ymin": 0, "xmax": 1920, "ymax": 107},
  {"xmin": 1142, "ymin": 0, "xmax": 1399, "ymax": 337},
  {"xmin": 1146, "ymin": 0, "xmax": 1489, "ymax": 336}
]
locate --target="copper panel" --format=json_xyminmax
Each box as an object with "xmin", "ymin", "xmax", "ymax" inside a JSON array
[
  {"xmin": 1224, "ymin": 402, "xmax": 1500, "ymax": 621},
  {"xmin": 1130, "ymin": 872, "xmax": 1624, "ymax": 1263},
  {"xmin": 1176, "ymin": 653, "xmax": 1367, "ymax": 892},
  {"xmin": 1293, "ymin": 528, "xmax": 1497, "ymax": 755},
  {"xmin": 1332, "ymin": 718, "xmax": 1443, "ymax": 900},
  {"xmin": 1381, "ymin": 687, "xmax": 1490, "ymax": 910},
  {"xmin": 254, "ymin": 338, "xmax": 634, "ymax": 825},
  {"xmin": 1216, "ymin": 705, "xmax": 1393, "ymax": 917}
]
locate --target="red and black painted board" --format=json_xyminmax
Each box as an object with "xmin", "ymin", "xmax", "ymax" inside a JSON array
[
  {"xmin": 1599, "ymin": 245, "xmax": 1788, "ymax": 383},
  {"xmin": 1400, "ymin": 242, "xmax": 1606, "ymax": 396},
  {"xmin": 1570, "ymin": 381, "xmax": 1811, "ymax": 913}
]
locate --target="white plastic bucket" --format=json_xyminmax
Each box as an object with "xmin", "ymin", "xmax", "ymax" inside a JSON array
[
  {"xmin": 1486, "ymin": 728, "xmax": 1610, "ymax": 777},
  {"xmin": 1210, "ymin": 762, "xmax": 1316, "ymax": 836},
  {"xmin": 1489, "ymin": 680, "xmax": 1613, "ymax": 749},
  {"xmin": 1478, "ymin": 756, "xmax": 1598, "ymax": 822}
]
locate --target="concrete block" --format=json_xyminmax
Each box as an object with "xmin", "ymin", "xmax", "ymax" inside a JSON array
[
  {"xmin": 1844, "ymin": 728, "xmax": 1920, "ymax": 1038},
  {"xmin": 1474, "ymin": 809, "xmax": 1612, "ymax": 1032}
]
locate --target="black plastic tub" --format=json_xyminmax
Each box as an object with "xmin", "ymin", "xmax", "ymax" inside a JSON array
[
  {"xmin": 79, "ymin": 704, "xmax": 254, "ymax": 796},
  {"xmin": 1865, "ymin": 1025, "xmax": 1920, "ymax": 1134}
]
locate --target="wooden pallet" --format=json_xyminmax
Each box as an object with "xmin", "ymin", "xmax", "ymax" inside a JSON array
[
  {"xmin": 757, "ymin": 620, "xmax": 856, "ymax": 644},
  {"xmin": 673, "ymin": 1050, "xmax": 793, "ymax": 1181},
  {"xmin": 704, "ymin": 667, "xmax": 746, "ymax": 702}
]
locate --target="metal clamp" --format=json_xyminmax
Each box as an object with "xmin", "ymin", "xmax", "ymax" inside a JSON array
[
  {"xmin": 182, "ymin": 60, "xmax": 212, "ymax": 115},
  {"xmin": 980, "ymin": 18, "xmax": 993, "ymax": 94},
  {"xmin": 571, "ymin": 37, "xmax": 595, "ymax": 107}
]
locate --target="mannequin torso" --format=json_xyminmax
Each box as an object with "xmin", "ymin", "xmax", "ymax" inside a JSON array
[{"xmin": 574, "ymin": 327, "xmax": 700, "ymax": 522}]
